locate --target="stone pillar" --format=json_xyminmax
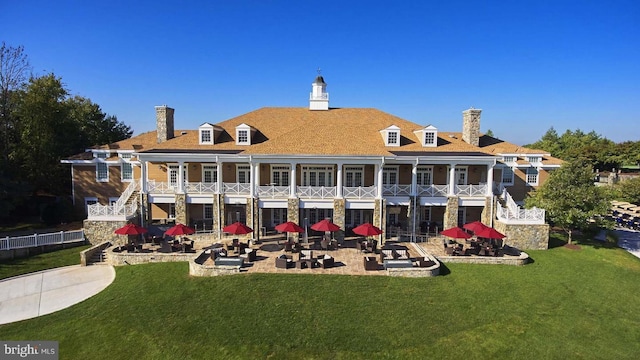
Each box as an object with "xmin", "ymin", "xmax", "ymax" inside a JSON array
[
  {"xmin": 374, "ymin": 198, "xmax": 385, "ymax": 245},
  {"xmin": 480, "ymin": 196, "xmax": 493, "ymax": 226},
  {"xmin": 333, "ymin": 198, "xmax": 346, "ymax": 242},
  {"xmin": 407, "ymin": 196, "xmax": 417, "ymax": 239},
  {"xmin": 287, "ymin": 198, "xmax": 300, "ymax": 241},
  {"xmin": 140, "ymin": 193, "xmax": 150, "ymax": 227},
  {"xmin": 244, "ymin": 197, "xmax": 259, "ymax": 241},
  {"xmin": 155, "ymin": 105, "xmax": 175, "ymax": 144},
  {"xmin": 175, "ymin": 194, "xmax": 188, "ymax": 225},
  {"xmin": 443, "ymin": 197, "xmax": 459, "ymax": 229}
]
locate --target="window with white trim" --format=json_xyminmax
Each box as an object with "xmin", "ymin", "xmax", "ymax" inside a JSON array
[
  {"xmin": 200, "ymin": 130, "xmax": 211, "ymax": 144},
  {"xmin": 382, "ymin": 166, "xmax": 398, "ymax": 185},
  {"xmin": 457, "ymin": 208, "xmax": 466, "ymax": 227},
  {"xmin": 238, "ymin": 130, "xmax": 248, "ymax": 144},
  {"xmin": 109, "ymin": 197, "xmax": 119, "ymax": 206},
  {"xmin": 84, "ymin": 197, "xmax": 98, "ymax": 215},
  {"xmin": 526, "ymin": 168, "xmax": 539, "ymax": 185},
  {"xmin": 503, "ymin": 156, "xmax": 515, "ymax": 163},
  {"xmin": 416, "ymin": 166, "xmax": 433, "ymax": 186},
  {"xmin": 271, "ymin": 165, "xmax": 290, "ymax": 186},
  {"xmin": 346, "ymin": 210, "xmax": 364, "ymax": 227},
  {"xmin": 388, "ymin": 132, "xmax": 398, "ymax": 145},
  {"xmin": 302, "ymin": 166, "xmax": 333, "ymax": 186},
  {"xmin": 271, "ymin": 209, "xmax": 287, "ymax": 227},
  {"xmin": 237, "ymin": 165, "xmax": 251, "ymax": 184},
  {"xmin": 203, "ymin": 165, "xmax": 217, "ymax": 183},
  {"xmin": 95, "ymin": 153, "xmax": 109, "ymax": 182},
  {"xmin": 345, "ymin": 166, "xmax": 364, "ymax": 187},
  {"xmin": 169, "ymin": 204, "xmax": 176, "ymax": 219},
  {"xmin": 168, "ymin": 165, "xmax": 179, "ymax": 188},
  {"xmin": 527, "ymin": 156, "xmax": 541, "ymax": 163},
  {"xmin": 501, "ymin": 167, "xmax": 514, "ymax": 185},
  {"xmin": 424, "ymin": 132, "xmax": 435, "ymax": 146},
  {"xmin": 454, "ymin": 167, "xmax": 467, "ymax": 185},
  {"xmin": 203, "ymin": 204, "xmax": 213, "ymax": 219},
  {"xmin": 121, "ymin": 153, "xmax": 133, "ymax": 182}
]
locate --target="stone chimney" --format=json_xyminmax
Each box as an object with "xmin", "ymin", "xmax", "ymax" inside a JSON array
[
  {"xmin": 462, "ymin": 108, "xmax": 481, "ymax": 146},
  {"xmin": 155, "ymin": 105, "xmax": 175, "ymax": 143}
]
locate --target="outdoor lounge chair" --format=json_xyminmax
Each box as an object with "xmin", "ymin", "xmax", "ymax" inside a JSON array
[
  {"xmin": 317, "ymin": 254, "xmax": 334, "ymax": 269},
  {"xmin": 364, "ymin": 256, "xmax": 379, "ymax": 271},
  {"xmin": 299, "ymin": 249, "xmax": 313, "ymax": 261},
  {"xmin": 275, "ymin": 254, "xmax": 293, "ymax": 269},
  {"xmin": 366, "ymin": 240, "xmax": 378, "ymax": 253},
  {"xmin": 416, "ymin": 257, "xmax": 436, "ymax": 267},
  {"xmin": 240, "ymin": 248, "xmax": 257, "ymax": 262}
]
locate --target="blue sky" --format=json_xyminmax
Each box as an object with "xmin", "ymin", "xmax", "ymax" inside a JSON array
[{"xmin": 2, "ymin": 0, "xmax": 638, "ymax": 145}]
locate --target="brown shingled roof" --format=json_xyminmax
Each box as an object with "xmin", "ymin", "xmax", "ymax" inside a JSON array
[{"xmin": 72, "ymin": 107, "xmax": 563, "ymax": 166}]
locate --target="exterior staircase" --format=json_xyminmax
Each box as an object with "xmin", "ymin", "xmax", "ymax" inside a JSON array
[{"xmin": 89, "ymin": 249, "xmax": 108, "ymax": 264}]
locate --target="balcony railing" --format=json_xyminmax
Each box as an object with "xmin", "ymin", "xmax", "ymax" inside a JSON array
[
  {"xmin": 343, "ymin": 186, "xmax": 377, "ymax": 199},
  {"xmin": 257, "ymin": 185, "xmax": 290, "ymax": 198},
  {"xmin": 455, "ymin": 184, "xmax": 487, "ymax": 196},
  {"xmin": 297, "ymin": 186, "xmax": 336, "ymax": 199},
  {"xmin": 382, "ymin": 184, "xmax": 411, "ymax": 196},
  {"xmin": 186, "ymin": 182, "xmax": 218, "ymax": 194},
  {"xmin": 148, "ymin": 180, "xmax": 176, "ymax": 194},
  {"xmin": 497, "ymin": 189, "xmax": 546, "ymax": 224},
  {"xmin": 115, "ymin": 181, "xmax": 138, "ymax": 209},
  {"xmin": 417, "ymin": 184, "xmax": 449, "ymax": 197},
  {"xmin": 223, "ymin": 182, "xmax": 251, "ymax": 195},
  {"xmin": 87, "ymin": 203, "xmax": 137, "ymax": 220}
]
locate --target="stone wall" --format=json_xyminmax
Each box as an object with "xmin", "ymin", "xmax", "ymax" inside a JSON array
[
  {"xmin": 443, "ymin": 197, "xmax": 459, "ymax": 229},
  {"xmin": 480, "ymin": 196, "xmax": 493, "ymax": 225},
  {"xmin": 438, "ymin": 251, "xmax": 530, "ymax": 265},
  {"xmin": 462, "ymin": 108, "xmax": 481, "ymax": 146},
  {"xmin": 494, "ymin": 221, "xmax": 549, "ymax": 250},
  {"xmin": 246, "ymin": 197, "xmax": 259, "ymax": 241},
  {"xmin": 374, "ymin": 198, "xmax": 385, "ymax": 244},
  {"xmin": 215, "ymin": 194, "xmax": 224, "ymax": 239},
  {"xmin": 189, "ymin": 257, "xmax": 241, "ymax": 276},
  {"xmin": 140, "ymin": 193, "xmax": 150, "ymax": 226},
  {"xmin": 107, "ymin": 248, "xmax": 198, "ymax": 266},
  {"xmin": 80, "ymin": 241, "xmax": 111, "ymax": 266},
  {"xmin": 83, "ymin": 219, "xmax": 128, "ymax": 245}
]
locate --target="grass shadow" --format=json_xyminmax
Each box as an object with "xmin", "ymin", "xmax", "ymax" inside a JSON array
[{"xmin": 437, "ymin": 262, "xmax": 451, "ymax": 276}]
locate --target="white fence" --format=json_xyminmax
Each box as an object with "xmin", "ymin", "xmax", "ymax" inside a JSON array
[
  {"xmin": 0, "ymin": 229, "xmax": 85, "ymax": 251},
  {"xmin": 343, "ymin": 186, "xmax": 377, "ymax": 199},
  {"xmin": 88, "ymin": 203, "xmax": 138, "ymax": 220},
  {"xmin": 497, "ymin": 189, "xmax": 546, "ymax": 224},
  {"xmin": 298, "ymin": 186, "xmax": 337, "ymax": 199}
]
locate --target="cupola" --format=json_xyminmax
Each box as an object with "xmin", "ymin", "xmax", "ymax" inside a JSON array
[{"xmin": 309, "ymin": 72, "xmax": 329, "ymax": 110}]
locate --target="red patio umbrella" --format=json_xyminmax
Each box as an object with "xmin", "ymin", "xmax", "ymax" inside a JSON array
[
  {"xmin": 164, "ymin": 223, "xmax": 196, "ymax": 236},
  {"xmin": 440, "ymin": 227, "xmax": 472, "ymax": 239},
  {"xmin": 275, "ymin": 221, "xmax": 305, "ymax": 233},
  {"xmin": 462, "ymin": 221, "xmax": 489, "ymax": 234},
  {"xmin": 475, "ymin": 227, "xmax": 506, "ymax": 239},
  {"xmin": 352, "ymin": 222, "xmax": 383, "ymax": 236},
  {"xmin": 223, "ymin": 222, "xmax": 254, "ymax": 235},
  {"xmin": 114, "ymin": 223, "xmax": 148, "ymax": 235},
  {"xmin": 311, "ymin": 219, "xmax": 341, "ymax": 232}
]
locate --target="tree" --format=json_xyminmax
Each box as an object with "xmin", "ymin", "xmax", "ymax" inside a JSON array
[
  {"xmin": 66, "ymin": 95, "xmax": 132, "ymax": 147},
  {"xmin": 525, "ymin": 160, "xmax": 610, "ymax": 244},
  {"xmin": 615, "ymin": 177, "xmax": 640, "ymax": 205},
  {"xmin": 485, "ymin": 129, "xmax": 494, "ymax": 137},
  {"xmin": 0, "ymin": 42, "xmax": 31, "ymax": 170}
]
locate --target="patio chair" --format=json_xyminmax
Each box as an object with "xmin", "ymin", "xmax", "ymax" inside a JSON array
[
  {"xmin": 364, "ymin": 256, "xmax": 379, "ymax": 271},
  {"xmin": 444, "ymin": 247, "xmax": 455, "ymax": 256},
  {"xmin": 395, "ymin": 249, "xmax": 409, "ymax": 259},
  {"xmin": 320, "ymin": 239, "xmax": 329, "ymax": 251},
  {"xmin": 380, "ymin": 249, "xmax": 395, "ymax": 263},
  {"xmin": 416, "ymin": 257, "xmax": 436, "ymax": 267},
  {"xmin": 366, "ymin": 240, "xmax": 378, "ymax": 254},
  {"xmin": 317, "ymin": 254, "xmax": 334, "ymax": 269},
  {"xmin": 299, "ymin": 249, "xmax": 313, "ymax": 261},
  {"xmin": 275, "ymin": 254, "xmax": 293, "ymax": 269},
  {"xmin": 284, "ymin": 241, "xmax": 293, "ymax": 252},
  {"xmin": 240, "ymin": 248, "xmax": 257, "ymax": 262},
  {"xmin": 356, "ymin": 240, "xmax": 367, "ymax": 252}
]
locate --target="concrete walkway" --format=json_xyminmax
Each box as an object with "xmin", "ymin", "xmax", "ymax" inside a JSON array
[{"xmin": 0, "ymin": 265, "xmax": 115, "ymax": 325}]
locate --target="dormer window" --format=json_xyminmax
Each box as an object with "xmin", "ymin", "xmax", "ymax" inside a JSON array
[
  {"xmin": 503, "ymin": 156, "xmax": 515, "ymax": 163},
  {"xmin": 527, "ymin": 156, "xmax": 542, "ymax": 163},
  {"xmin": 380, "ymin": 125, "xmax": 401, "ymax": 147},
  {"xmin": 198, "ymin": 123, "xmax": 216, "ymax": 145},
  {"xmin": 414, "ymin": 125, "xmax": 438, "ymax": 147},
  {"xmin": 235, "ymin": 123, "xmax": 254, "ymax": 145}
]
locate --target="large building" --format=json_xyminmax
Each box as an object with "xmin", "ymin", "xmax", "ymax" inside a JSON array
[{"xmin": 63, "ymin": 76, "xmax": 561, "ymax": 249}]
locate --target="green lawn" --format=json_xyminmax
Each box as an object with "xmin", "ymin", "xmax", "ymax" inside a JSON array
[
  {"xmin": 1, "ymin": 239, "xmax": 639, "ymax": 359},
  {"xmin": 0, "ymin": 244, "xmax": 91, "ymax": 279}
]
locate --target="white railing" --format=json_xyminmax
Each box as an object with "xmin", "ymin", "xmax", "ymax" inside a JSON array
[
  {"xmin": 148, "ymin": 180, "xmax": 177, "ymax": 194},
  {"xmin": 0, "ymin": 229, "xmax": 85, "ymax": 251},
  {"xmin": 223, "ymin": 182, "xmax": 251, "ymax": 195},
  {"xmin": 186, "ymin": 182, "xmax": 218, "ymax": 194},
  {"xmin": 114, "ymin": 181, "xmax": 138, "ymax": 210},
  {"xmin": 497, "ymin": 189, "xmax": 546, "ymax": 224},
  {"xmin": 297, "ymin": 186, "xmax": 336, "ymax": 199},
  {"xmin": 309, "ymin": 93, "xmax": 329, "ymax": 100},
  {"xmin": 455, "ymin": 184, "xmax": 487, "ymax": 197},
  {"xmin": 417, "ymin": 184, "xmax": 449, "ymax": 197},
  {"xmin": 88, "ymin": 203, "xmax": 138, "ymax": 220},
  {"xmin": 382, "ymin": 184, "xmax": 411, "ymax": 196},
  {"xmin": 257, "ymin": 185, "xmax": 290, "ymax": 198},
  {"xmin": 343, "ymin": 186, "xmax": 377, "ymax": 199}
]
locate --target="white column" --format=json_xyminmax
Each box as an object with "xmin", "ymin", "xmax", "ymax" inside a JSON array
[
  {"xmin": 376, "ymin": 163, "xmax": 384, "ymax": 199},
  {"xmin": 178, "ymin": 162, "xmax": 185, "ymax": 194},
  {"xmin": 411, "ymin": 163, "xmax": 418, "ymax": 196},
  {"xmin": 254, "ymin": 162, "xmax": 261, "ymax": 196},
  {"xmin": 448, "ymin": 164, "xmax": 457, "ymax": 196},
  {"xmin": 486, "ymin": 163, "xmax": 495, "ymax": 196},
  {"xmin": 216, "ymin": 162, "xmax": 223, "ymax": 194},
  {"xmin": 290, "ymin": 163, "xmax": 297, "ymax": 197},
  {"xmin": 249, "ymin": 162, "xmax": 255, "ymax": 197},
  {"xmin": 140, "ymin": 161, "xmax": 148, "ymax": 194},
  {"xmin": 336, "ymin": 162, "xmax": 343, "ymax": 198}
]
